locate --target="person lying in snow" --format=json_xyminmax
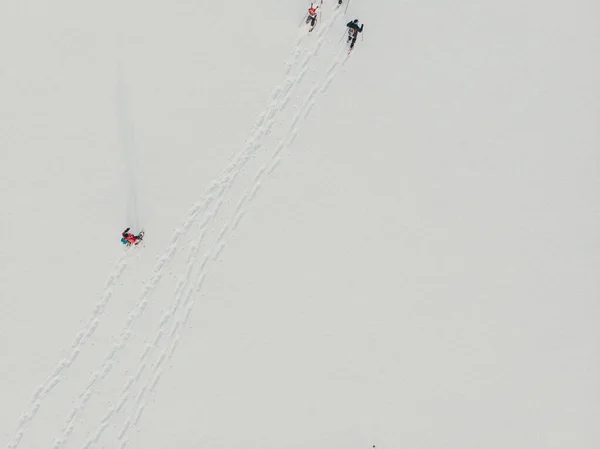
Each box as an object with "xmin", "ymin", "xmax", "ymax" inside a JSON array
[{"xmin": 121, "ymin": 227, "xmax": 144, "ymax": 246}]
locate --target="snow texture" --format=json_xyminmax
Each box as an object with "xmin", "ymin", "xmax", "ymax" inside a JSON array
[{"xmin": 1, "ymin": 0, "xmax": 599, "ymax": 448}]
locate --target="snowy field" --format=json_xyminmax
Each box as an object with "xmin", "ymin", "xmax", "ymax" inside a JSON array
[{"xmin": 1, "ymin": 0, "xmax": 599, "ymax": 448}]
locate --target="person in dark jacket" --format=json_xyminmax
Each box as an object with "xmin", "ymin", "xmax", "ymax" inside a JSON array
[{"xmin": 346, "ymin": 19, "xmax": 364, "ymax": 49}]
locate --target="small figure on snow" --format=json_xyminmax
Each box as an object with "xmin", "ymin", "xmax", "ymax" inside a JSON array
[
  {"xmin": 121, "ymin": 227, "xmax": 144, "ymax": 246},
  {"xmin": 347, "ymin": 19, "xmax": 364, "ymax": 49},
  {"xmin": 306, "ymin": 3, "xmax": 319, "ymax": 28}
]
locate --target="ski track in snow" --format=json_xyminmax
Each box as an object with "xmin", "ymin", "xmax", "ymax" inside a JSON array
[
  {"xmin": 108, "ymin": 9, "xmax": 352, "ymax": 449},
  {"xmin": 5, "ymin": 251, "xmax": 132, "ymax": 449},
  {"xmin": 7, "ymin": 5, "xmax": 352, "ymax": 449},
  {"xmin": 5, "ymin": 192, "xmax": 217, "ymax": 449},
  {"xmin": 51, "ymin": 14, "xmax": 343, "ymax": 448}
]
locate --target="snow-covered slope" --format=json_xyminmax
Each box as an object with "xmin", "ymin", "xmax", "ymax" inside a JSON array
[{"xmin": 1, "ymin": 0, "xmax": 599, "ymax": 448}]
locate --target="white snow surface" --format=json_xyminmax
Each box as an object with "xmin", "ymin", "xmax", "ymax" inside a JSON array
[{"xmin": 1, "ymin": 0, "xmax": 600, "ymax": 448}]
